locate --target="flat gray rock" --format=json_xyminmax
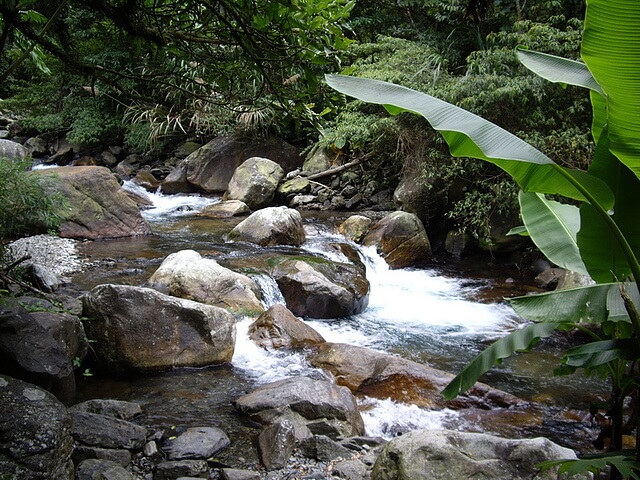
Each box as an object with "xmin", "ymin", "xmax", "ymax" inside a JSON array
[{"xmin": 163, "ymin": 426, "xmax": 230, "ymax": 460}]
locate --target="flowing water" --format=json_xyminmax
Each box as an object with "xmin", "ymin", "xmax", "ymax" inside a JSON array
[{"xmin": 74, "ymin": 183, "xmax": 609, "ymax": 465}]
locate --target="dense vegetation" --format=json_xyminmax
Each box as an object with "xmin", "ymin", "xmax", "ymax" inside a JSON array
[{"xmin": 0, "ymin": 0, "xmax": 591, "ymax": 242}]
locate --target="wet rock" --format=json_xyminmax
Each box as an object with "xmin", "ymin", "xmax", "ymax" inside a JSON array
[
  {"xmin": 337, "ymin": 215, "xmax": 373, "ymax": 243},
  {"xmin": 371, "ymin": 429, "xmax": 590, "ymax": 480},
  {"xmin": 0, "ymin": 375, "xmax": 74, "ymax": 479},
  {"xmin": 154, "ymin": 459, "xmax": 209, "ymax": 479},
  {"xmin": 271, "ymin": 257, "xmax": 369, "ymax": 319},
  {"xmin": 148, "ymin": 249, "xmax": 264, "ymax": 317},
  {"xmin": 276, "ymin": 177, "xmax": 311, "ymax": 199},
  {"xmin": 225, "ymin": 156, "xmax": 284, "ymax": 209},
  {"xmin": 163, "ymin": 427, "xmax": 230, "ymax": 460},
  {"xmin": 308, "ymin": 343, "xmax": 522, "ymax": 410},
  {"xmin": 72, "ymin": 445, "xmax": 132, "ymax": 467},
  {"xmin": 444, "ymin": 230, "xmax": 471, "ymax": 258},
  {"xmin": 33, "ymin": 166, "xmax": 151, "ymax": 239},
  {"xmin": 233, "ymin": 376, "xmax": 365, "ymax": 439},
  {"xmin": 132, "ymin": 169, "xmax": 160, "ymax": 191},
  {"xmin": 0, "ymin": 298, "xmax": 76, "ymax": 403},
  {"xmin": 228, "ymin": 206, "xmax": 306, "ymax": 247},
  {"xmin": 199, "ymin": 200, "xmax": 250, "ymax": 218},
  {"xmin": 363, "ymin": 211, "xmax": 432, "ymax": 269},
  {"xmin": 82, "ymin": 284, "xmax": 236, "ymax": 372},
  {"xmin": 248, "ymin": 303, "xmax": 325, "ymax": 349},
  {"xmin": 534, "ymin": 267, "xmax": 564, "ymax": 290},
  {"xmin": 163, "ymin": 134, "xmax": 302, "ymax": 194},
  {"xmin": 256, "ymin": 420, "xmax": 296, "ymax": 470},
  {"xmin": 71, "ymin": 411, "xmax": 147, "ymax": 450},
  {"xmin": 70, "ymin": 399, "xmax": 142, "ymax": 420},
  {"xmin": 75, "ymin": 458, "xmax": 133, "ymax": 480},
  {"xmin": 299, "ymin": 435, "xmax": 352, "ymax": 462},
  {"xmin": 31, "ymin": 310, "xmax": 88, "ymax": 361}
]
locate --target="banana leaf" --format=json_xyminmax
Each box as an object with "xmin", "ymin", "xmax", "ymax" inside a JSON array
[
  {"xmin": 324, "ymin": 74, "xmax": 614, "ymax": 210},
  {"xmin": 582, "ymin": 0, "xmax": 640, "ymax": 181},
  {"xmin": 441, "ymin": 322, "xmax": 559, "ymax": 400},
  {"xmin": 563, "ymin": 339, "xmax": 639, "ymax": 368},
  {"xmin": 518, "ymin": 191, "xmax": 588, "ymax": 276},
  {"xmin": 508, "ymin": 282, "xmax": 638, "ymax": 324}
]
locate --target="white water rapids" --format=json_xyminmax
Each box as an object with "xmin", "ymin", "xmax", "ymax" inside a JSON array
[{"xmin": 121, "ymin": 183, "xmax": 530, "ymax": 438}]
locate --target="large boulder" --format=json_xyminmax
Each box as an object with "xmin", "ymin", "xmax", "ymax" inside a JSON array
[
  {"xmin": 225, "ymin": 157, "xmax": 284, "ymax": 209},
  {"xmin": 338, "ymin": 215, "xmax": 373, "ymax": 243},
  {"xmin": 148, "ymin": 249, "xmax": 264, "ymax": 317},
  {"xmin": 271, "ymin": 257, "xmax": 369, "ymax": 319},
  {"xmin": 0, "ymin": 139, "xmax": 28, "ymax": 160},
  {"xmin": 0, "ymin": 298, "xmax": 78, "ymax": 404},
  {"xmin": 0, "ymin": 375, "xmax": 74, "ymax": 479},
  {"xmin": 33, "ymin": 166, "xmax": 151, "ymax": 239},
  {"xmin": 82, "ymin": 284, "xmax": 236, "ymax": 372},
  {"xmin": 363, "ymin": 211, "xmax": 432, "ymax": 269},
  {"xmin": 371, "ymin": 429, "xmax": 590, "ymax": 480},
  {"xmin": 161, "ymin": 135, "xmax": 302, "ymax": 194},
  {"xmin": 248, "ymin": 303, "xmax": 326, "ymax": 349},
  {"xmin": 308, "ymin": 343, "xmax": 521, "ymax": 410},
  {"xmin": 228, "ymin": 206, "xmax": 306, "ymax": 246},
  {"xmin": 233, "ymin": 376, "xmax": 365, "ymax": 439}
]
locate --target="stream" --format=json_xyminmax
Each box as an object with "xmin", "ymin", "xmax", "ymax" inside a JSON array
[{"xmin": 73, "ymin": 183, "xmax": 609, "ymax": 467}]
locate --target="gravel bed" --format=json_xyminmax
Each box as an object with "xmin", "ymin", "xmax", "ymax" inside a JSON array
[{"xmin": 4, "ymin": 234, "xmax": 84, "ymax": 276}]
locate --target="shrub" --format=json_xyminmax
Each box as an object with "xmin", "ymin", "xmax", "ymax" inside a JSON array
[{"xmin": 0, "ymin": 159, "xmax": 64, "ymax": 242}]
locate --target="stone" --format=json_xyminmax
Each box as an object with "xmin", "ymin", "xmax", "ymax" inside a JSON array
[
  {"xmin": 0, "ymin": 298, "xmax": 76, "ymax": 403},
  {"xmin": 228, "ymin": 206, "xmax": 306, "ymax": 247},
  {"xmin": 221, "ymin": 468, "xmax": 261, "ymax": 480},
  {"xmin": 371, "ymin": 429, "xmax": 591, "ymax": 480},
  {"xmin": 0, "ymin": 375, "xmax": 74, "ymax": 479},
  {"xmin": 72, "ymin": 445, "xmax": 132, "ymax": 467},
  {"xmin": 26, "ymin": 263, "xmax": 59, "ymax": 292},
  {"xmin": 82, "ymin": 284, "xmax": 236, "ymax": 372},
  {"xmin": 33, "ymin": 166, "xmax": 151, "ymax": 239},
  {"xmin": 198, "ymin": 200, "xmax": 250, "ymax": 218},
  {"xmin": 303, "ymin": 146, "xmax": 333, "ymax": 174},
  {"xmin": 163, "ymin": 135, "xmax": 302, "ymax": 194},
  {"xmin": 147, "ymin": 249, "xmax": 264, "ymax": 317},
  {"xmin": 163, "ymin": 427, "xmax": 231, "ymax": 460},
  {"xmin": 271, "ymin": 257, "xmax": 369, "ymax": 319},
  {"xmin": 225, "ymin": 156, "xmax": 284, "ymax": 209},
  {"xmin": 154, "ymin": 460, "xmax": 209, "ymax": 480},
  {"xmin": 308, "ymin": 343, "xmax": 522, "ymax": 410},
  {"xmin": 75, "ymin": 458, "xmax": 133, "ymax": 480},
  {"xmin": 24, "ymin": 136, "xmax": 49, "ymax": 157},
  {"xmin": 534, "ymin": 267, "xmax": 564, "ymax": 290},
  {"xmin": 133, "ymin": 169, "xmax": 160, "ymax": 191},
  {"xmin": 338, "ymin": 215, "xmax": 373, "ymax": 243},
  {"xmin": 248, "ymin": 303, "xmax": 325, "ymax": 349},
  {"xmin": 70, "ymin": 399, "xmax": 142, "ymax": 420},
  {"xmin": 332, "ymin": 458, "xmax": 369, "ymax": 480},
  {"xmin": 233, "ymin": 376, "xmax": 365, "ymax": 439},
  {"xmin": 444, "ymin": 230, "xmax": 471, "ymax": 258},
  {"xmin": 256, "ymin": 420, "xmax": 296, "ymax": 470},
  {"xmin": 71, "ymin": 411, "xmax": 148, "ymax": 450},
  {"xmin": 276, "ymin": 177, "xmax": 311, "ymax": 198},
  {"xmin": 0, "ymin": 138, "xmax": 28, "ymax": 160},
  {"xmin": 363, "ymin": 211, "xmax": 432, "ymax": 269},
  {"xmin": 299, "ymin": 435, "xmax": 352, "ymax": 461}
]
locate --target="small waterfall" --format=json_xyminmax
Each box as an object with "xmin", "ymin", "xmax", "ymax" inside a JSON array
[{"xmin": 251, "ymin": 274, "xmax": 286, "ymax": 308}]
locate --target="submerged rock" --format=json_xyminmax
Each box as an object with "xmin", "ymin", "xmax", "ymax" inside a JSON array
[{"xmin": 82, "ymin": 284, "xmax": 236, "ymax": 372}]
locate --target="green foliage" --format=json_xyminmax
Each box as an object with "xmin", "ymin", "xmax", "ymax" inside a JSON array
[
  {"xmin": 327, "ymin": 1, "xmax": 640, "ymax": 476},
  {"xmin": 0, "ymin": 158, "xmax": 64, "ymax": 242}
]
